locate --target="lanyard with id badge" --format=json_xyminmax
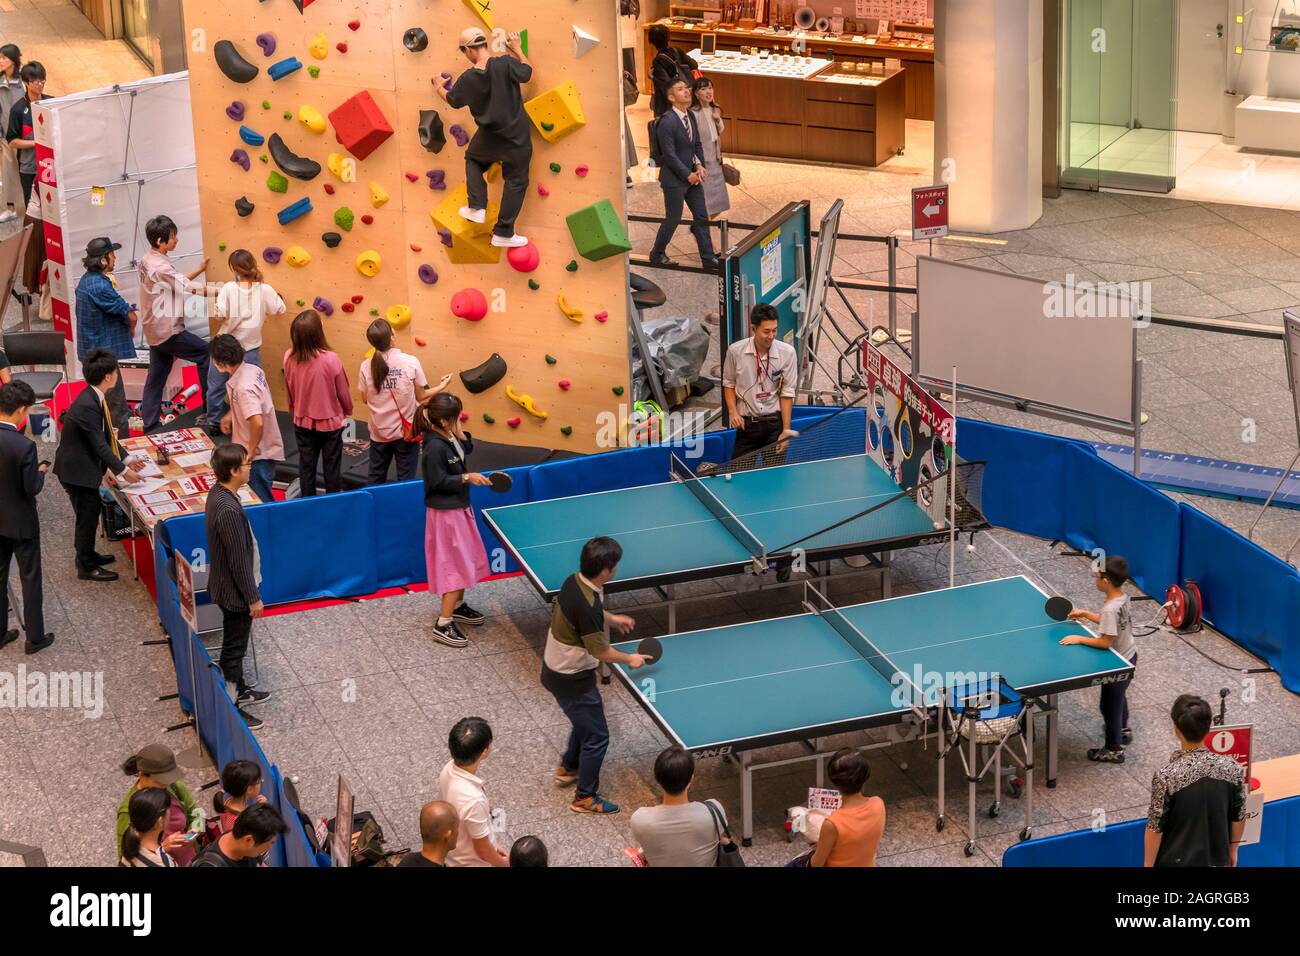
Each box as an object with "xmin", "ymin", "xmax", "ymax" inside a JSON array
[{"xmin": 753, "ymin": 349, "xmax": 783, "ymax": 412}]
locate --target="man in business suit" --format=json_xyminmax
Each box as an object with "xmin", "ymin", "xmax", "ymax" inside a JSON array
[
  {"xmin": 205, "ymin": 442, "xmax": 271, "ymax": 730},
  {"xmin": 52, "ymin": 348, "xmax": 142, "ymax": 582},
  {"xmin": 649, "ymin": 78, "xmax": 718, "ymax": 271},
  {"xmin": 0, "ymin": 380, "xmax": 53, "ymax": 654}
]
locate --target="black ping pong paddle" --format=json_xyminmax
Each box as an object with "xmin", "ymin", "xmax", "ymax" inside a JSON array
[
  {"xmin": 637, "ymin": 636, "xmax": 663, "ymax": 664},
  {"xmin": 1045, "ymin": 596, "xmax": 1074, "ymax": 621},
  {"xmin": 488, "ymin": 472, "xmax": 513, "ymax": 493}
]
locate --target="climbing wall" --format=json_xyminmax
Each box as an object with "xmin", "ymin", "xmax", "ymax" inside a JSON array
[{"xmin": 183, "ymin": 0, "xmax": 630, "ymax": 452}]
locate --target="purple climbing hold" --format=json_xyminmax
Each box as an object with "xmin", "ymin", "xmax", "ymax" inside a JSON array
[
  {"xmin": 230, "ymin": 148, "xmax": 251, "ymax": 172},
  {"xmin": 438, "ymin": 228, "xmax": 453, "ymax": 248},
  {"xmin": 426, "ymin": 169, "xmax": 446, "ymax": 190},
  {"xmin": 256, "ymin": 33, "xmax": 277, "ymax": 57},
  {"xmin": 440, "ymin": 71, "xmax": 452, "ymax": 91},
  {"xmin": 418, "ymin": 264, "xmax": 438, "ymax": 285},
  {"xmin": 449, "ymin": 124, "xmax": 468, "ymax": 147},
  {"xmin": 312, "ymin": 296, "xmax": 335, "ymax": 317},
  {"xmin": 226, "ymin": 101, "xmax": 246, "ymax": 122},
  {"xmin": 263, "ymin": 246, "xmax": 284, "ymax": 265}
]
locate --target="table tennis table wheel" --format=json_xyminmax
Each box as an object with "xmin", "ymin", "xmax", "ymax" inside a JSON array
[
  {"xmin": 935, "ymin": 815, "xmax": 945, "ymax": 832},
  {"xmin": 1019, "ymin": 826, "xmax": 1033, "ymax": 842},
  {"xmin": 963, "ymin": 841, "xmax": 975, "ymax": 857},
  {"xmin": 988, "ymin": 801, "xmax": 1001, "ymax": 819}
]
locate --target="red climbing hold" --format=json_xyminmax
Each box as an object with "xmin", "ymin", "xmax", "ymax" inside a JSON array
[
  {"xmin": 507, "ymin": 417, "xmax": 522, "ymax": 429},
  {"xmin": 336, "ymin": 42, "xmax": 349, "ymax": 53},
  {"xmin": 415, "ymin": 337, "xmax": 428, "ymax": 347},
  {"xmin": 576, "ymin": 164, "xmax": 590, "ymax": 177},
  {"xmin": 361, "ymin": 214, "xmax": 374, "ymax": 225},
  {"xmin": 405, "ymin": 171, "xmax": 419, "ymax": 182},
  {"xmin": 537, "ymin": 184, "xmax": 550, "ymax": 197},
  {"xmin": 558, "ymin": 380, "xmax": 572, "ymax": 391},
  {"xmin": 506, "ymin": 242, "xmax": 540, "ymax": 273},
  {"xmin": 410, "ymin": 244, "xmax": 422, "ymax": 253},
  {"xmin": 451, "ymin": 288, "xmax": 489, "ymax": 322},
  {"xmin": 341, "ymin": 303, "xmax": 355, "ymax": 313},
  {"xmin": 594, "ymin": 311, "xmax": 609, "ymax": 323},
  {"xmin": 459, "ymin": 411, "xmax": 470, "ymax": 422},
  {"xmin": 348, "ymin": 20, "xmax": 361, "ymax": 31},
  {"xmin": 351, "ymin": 295, "xmax": 364, "ymax": 304},
  {"xmin": 323, "ymin": 183, "xmax": 335, "ymax": 195}
]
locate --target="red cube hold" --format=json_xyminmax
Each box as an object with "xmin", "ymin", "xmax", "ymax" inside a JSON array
[{"xmin": 327, "ymin": 91, "xmax": 394, "ymax": 161}]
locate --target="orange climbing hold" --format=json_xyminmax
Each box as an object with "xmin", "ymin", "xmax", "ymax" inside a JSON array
[{"xmin": 415, "ymin": 337, "xmax": 428, "ymax": 347}]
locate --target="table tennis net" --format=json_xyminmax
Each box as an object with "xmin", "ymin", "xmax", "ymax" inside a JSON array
[
  {"xmin": 670, "ymin": 453, "xmax": 766, "ymax": 560},
  {"xmin": 773, "ymin": 459, "xmax": 987, "ymax": 554},
  {"xmin": 697, "ymin": 394, "xmax": 869, "ymax": 479},
  {"xmin": 805, "ymin": 584, "xmax": 926, "ymax": 714}
]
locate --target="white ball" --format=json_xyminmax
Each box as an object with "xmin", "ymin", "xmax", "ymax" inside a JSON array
[
  {"xmin": 724, "ymin": 474, "xmax": 732, "ymax": 482},
  {"xmin": 933, "ymin": 521, "xmax": 943, "ymax": 530},
  {"xmin": 966, "ymin": 544, "xmax": 976, "ymax": 553}
]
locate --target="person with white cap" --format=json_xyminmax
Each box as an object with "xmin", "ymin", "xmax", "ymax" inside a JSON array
[{"xmin": 433, "ymin": 27, "xmax": 533, "ymax": 249}]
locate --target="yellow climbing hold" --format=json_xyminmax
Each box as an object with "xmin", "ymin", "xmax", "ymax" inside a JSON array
[
  {"xmin": 299, "ymin": 105, "xmax": 326, "ymax": 134},
  {"xmin": 285, "ymin": 245, "xmax": 312, "ymax": 267},
  {"xmin": 364, "ymin": 346, "xmax": 376, "ymax": 360},
  {"xmin": 309, "ymin": 33, "xmax": 329, "ymax": 60},
  {"xmin": 386, "ymin": 304, "xmax": 413, "ymax": 330},
  {"xmin": 556, "ymin": 292, "xmax": 583, "ymax": 323},
  {"xmin": 369, "ymin": 182, "xmax": 390, "ymax": 208},
  {"xmin": 462, "ymin": 0, "xmax": 494, "ymax": 31},
  {"xmin": 506, "ymin": 385, "xmax": 549, "ymax": 420},
  {"xmin": 356, "ymin": 250, "xmax": 382, "ymax": 277},
  {"xmin": 327, "ymin": 152, "xmax": 353, "ymax": 182}
]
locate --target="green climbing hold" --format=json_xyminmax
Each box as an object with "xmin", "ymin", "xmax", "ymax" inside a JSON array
[
  {"xmin": 370, "ymin": 308, "xmax": 379, "ymax": 316},
  {"xmin": 612, "ymin": 386, "xmax": 625, "ymax": 396},
  {"xmin": 308, "ymin": 66, "xmax": 321, "ymax": 78},
  {"xmin": 565, "ymin": 260, "xmax": 578, "ymax": 272},
  {"xmin": 262, "ymin": 100, "xmax": 271, "ymax": 110},
  {"xmin": 541, "ymin": 122, "xmax": 554, "ymax": 132},
  {"xmin": 560, "ymin": 426, "xmax": 573, "ymax": 437},
  {"xmin": 219, "ymin": 243, "xmax": 227, "ymax": 252},
  {"xmin": 528, "ymin": 278, "xmax": 540, "ymax": 291},
  {"xmin": 283, "ymin": 112, "xmax": 293, "ymax": 121},
  {"xmin": 520, "ymin": 29, "xmax": 529, "ymax": 57},
  {"xmin": 544, "ymin": 354, "xmax": 557, "ymax": 365},
  {"xmin": 335, "ymin": 207, "xmax": 355, "ymax": 232},
  {"xmin": 483, "ymin": 414, "xmax": 495, "ymax": 425},
  {"xmin": 549, "ymin": 162, "xmax": 561, "ymax": 173},
  {"xmin": 296, "ymin": 299, "xmax": 306, "ymax": 307},
  {"xmin": 259, "ymin": 154, "xmax": 269, "ymax": 164},
  {"xmin": 267, "ymin": 170, "xmax": 289, "ymax": 193}
]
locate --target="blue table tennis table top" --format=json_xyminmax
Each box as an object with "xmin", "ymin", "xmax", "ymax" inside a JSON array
[
  {"xmin": 611, "ymin": 576, "xmax": 1134, "ymax": 753},
  {"xmin": 484, "ymin": 454, "xmax": 944, "ymax": 597}
]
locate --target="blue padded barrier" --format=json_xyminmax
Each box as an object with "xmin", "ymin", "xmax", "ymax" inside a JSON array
[
  {"xmin": 954, "ymin": 419, "xmax": 1090, "ymax": 541},
  {"xmin": 1061, "ymin": 443, "xmax": 1181, "ymax": 596},
  {"xmin": 1179, "ymin": 504, "xmax": 1300, "ymax": 693},
  {"xmin": 247, "ymin": 493, "xmax": 378, "ymax": 604},
  {"xmin": 366, "ymin": 480, "xmax": 433, "ymax": 588},
  {"xmin": 1003, "ymin": 794, "xmax": 1300, "ymax": 867}
]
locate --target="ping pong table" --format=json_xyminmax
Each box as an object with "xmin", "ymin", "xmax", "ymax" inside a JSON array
[
  {"xmin": 609, "ymin": 576, "xmax": 1134, "ymax": 849},
  {"xmin": 484, "ymin": 453, "xmax": 966, "ymax": 620}
]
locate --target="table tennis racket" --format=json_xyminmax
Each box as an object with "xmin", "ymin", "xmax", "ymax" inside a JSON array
[
  {"xmin": 488, "ymin": 472, "xmax": 513, "ymax": 493},
  {"xmin": 1044, "ymin": 596, "xmax": 1074, "ymax": 621},
  {"xmin": 637, "ymin": 636, "xmax": 663, "ymax": 664}
]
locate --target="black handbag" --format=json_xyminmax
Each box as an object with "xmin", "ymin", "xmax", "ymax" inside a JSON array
[
  {"xmin": 704, "ymin": 800, "xmax": 745, "ymax": 868},
  {"xmin": 623, "ymin": 71, "xmax": 639, "ymax": 108}
]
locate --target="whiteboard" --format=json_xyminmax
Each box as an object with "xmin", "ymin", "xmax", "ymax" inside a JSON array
[
  {"xmin": 915, "ymin": 257, "xmax": 1138, "ymax": 427},
  {"xmin": 1284, "ymin": 310, "xmax": 1300, "ymax": 447}
]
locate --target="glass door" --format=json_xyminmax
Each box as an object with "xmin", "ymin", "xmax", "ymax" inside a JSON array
[
  {"xmin": 121, "ymin": 0, "xmax": 160, "ymax": 72},
  {"xmin": 1059, "ymin": 0, "xmax": 1178, "ymax": 193}
]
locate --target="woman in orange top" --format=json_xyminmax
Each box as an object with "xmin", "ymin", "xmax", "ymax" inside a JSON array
[{"xmin": 812, "ymin": 749, "xmax": 886, "ymax": 867}]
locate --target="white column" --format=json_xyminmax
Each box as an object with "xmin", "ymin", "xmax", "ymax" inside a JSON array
[{"xmin": 934, "ymin": 0, "xmax": 1044, "ymax": 233}]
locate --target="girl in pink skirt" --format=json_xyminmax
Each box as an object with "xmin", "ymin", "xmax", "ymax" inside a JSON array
[{"xmin": 417, "ymin": 393, "xmax": 492, "ymax": 646}]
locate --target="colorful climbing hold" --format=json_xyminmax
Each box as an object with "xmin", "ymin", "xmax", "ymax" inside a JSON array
[
  {"xmin": 612, "ymin": 386, "xmax": 625, "ymax": 396},
  {"xmin": 309, "ymin": 33, "xmax": 328, "ymax": 59},
  {"xmin": 405, "ymin": 171, "xmax": 419, "ymax": 183},
  {"xmin": 549, "ymin": 163, "xmax": 561, "ymax": 173},
  {"xmin": 537, "ymin": 184, "xmax": 550, "ymax": 197},
  {"xmin": 426, "ymin": 169, "xmax": 446, "ymax": 190},
  {"xmin": 449, "ymin": 124, "xmax": 469, "ymax": 147},
  {"xmin": 417, "ymin": 264, "xmax": 438, "ymax": 285},
  {"xmin": 348, "ymin": 20, "xmax": 361, "ymax": 31},
  {"xmin": 458, "ymin": 411, "xmax": 469, "ymax": 422},
  {"xmin": 544, "ymin": 355, "xmax": 557, "ymax": 365},
  {"xmin": 558, "ymin": 380, "xmax": 572, "ymax": 391},
  {"xmin": 267, "ymin": 170, "xmax": 289, "ymax": 193},
  {"xmin": 308, "ymin": 66, "xmax": 320, "ymax": 78},
  {"xmin": 565, "ymin": 260, "xmax": 578, "ymax": 272},
  {"xmin": 576, "ymin": 164, "xmax": 590, "ymax": 177},
  {"xmin": 369, "ymin": 182, "xmax": 390, "ymax": 208},
  {"xmin": 506, "ymin": 242, "xmax": 540, "ymax": 273},
  {"xmin": 342, "ymin": 302, "xmax": 356, "ymax": 314},
  {"xmin": 286, "ymin": 246, "xmax": 312, "ymax": 267},
  {"xmin": 282, "ymin": 112, "xmax": 292, "ymax": 121},
  {"xmin": 410, "ymin": 244, "xmax": 423, "ymax": 253},
  {"xmin": 352, "ymin": 296, "xmax": 364, "ymax": 304},
  {"xmin": 214, "ymin": 40, "xmax": 259, "ymax": 84},
  {"xmin": 277, "ymin": 197, "xmax": 312, "ymax": 225},
  {"xmin": 296, "ymin": 299, "xmax": 306, "ymax": 308},
  {"xmin": 261, "ymin": 100, "xmax": 271, "ymax": 110},
  {"xmin": 556, "ymin": 293, "xmax": 584, "ymax": 323},
  {"xmin": 527, "ymin": 279, "xmax": 540, "ymax": 291},
  {"xmin": 256, "ymin": 34, "xmax": 277, "ymax": 57},
  {"xmin": 235, "ymin": 196, "xmax": 255, "ymax": 217},
  {"xmin": 335, "ymin": 207, "xmax": 355, "ymax": 231},
  {"xmin": 239, "ymin": 126, "xmax": 264, "ymax": 147},
  {"xmin": 336, "ymin": 42, "xmax": 349, "ymax": 54},
  {"xmin": 386, "ymin": 304, "xmax": 413, "ymax": 330},
  {"xmin": 506, "ymin": 385, "xmax": 549, "ymax": 420},
  {"xmin": 451, "ymin": 288, "xmax": 488, "ymax": 322},
  {"xmin": 323, "ymin": 183, "xmax": 335, "ymax": 195},
  {"xmin": 263, "ymin": 247, "xmax": 284, "ymax": 265},
  {"xmin": 507, "ymin": 417, "xmax": 522, "ymax": 429},
  {"xmin": 417, "ymin": 338, "xmax": 430, "ymax": 348},
  {"xmin": 226, "ymin": 101, "xmax": 246, "ymax": 122},
  {"xmin": 268, "ymin": 57, "xmax": 302, "ymax": 81},
  {"xmin": 321, "ymin": 232, "xmax": 342, "ymax": 248},
  {"xmin": 313, "ymin": 296, "xmax": 335, "ymax": 317},
  {"xmin": 483, "ymin": 414, "xmax": 495, "ymax": 425},
  {"xmin": 218, "ymin": 243, "xmax": 227, "ymax": 252},
  {"xmin": 299, "ymin": 105, "xmax": 326, "ymax": 133},
  {"xmin": 594, "ymin": 311, "xmax": 609, "ymax": 323},
  {"xmin": 360, "ymin": 214, "xmax": 374, "ymax": 225},
  {"xmin": 356, "ymin": 250, "xmax": 382, "ymax": 277},
  {"xmin": 541, "ymin": 122, "xmax": 554, "ymax": 132},
  {"xmin": 560, "ymin": 426, "xmax": 573, "ymax": 437}
]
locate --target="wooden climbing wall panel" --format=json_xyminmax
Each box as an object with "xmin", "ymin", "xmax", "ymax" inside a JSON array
[{"xmin": 183, "ymin": 0, "xmax": 630, "ymax": 453}]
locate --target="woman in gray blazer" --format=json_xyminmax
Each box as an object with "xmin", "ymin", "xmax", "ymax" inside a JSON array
[{"xmin": 690, "ymin": 77, "xmax": 731, "ymax": 218}]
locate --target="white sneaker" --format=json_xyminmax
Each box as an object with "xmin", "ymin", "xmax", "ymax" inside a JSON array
[
  {"xmin": 490, "ymin": 233, "xmax": 528, "ymax": 248},
  {"xmin": 459, "ymin": 206, "xmax": 487, "ymax": 223}
]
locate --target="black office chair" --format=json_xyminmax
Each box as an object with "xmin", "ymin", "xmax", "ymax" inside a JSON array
[
  {"xmin": 1, "ymin": 330, "xmax": 66, "ymax": 404},
  {"xmin": 629, "ymin": 273, "xmax": 667, "ymax": 312}
]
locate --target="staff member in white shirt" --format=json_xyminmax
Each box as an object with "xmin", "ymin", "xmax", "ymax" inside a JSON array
[
  {"xmin": 722, "ymin": 303, "xmax": 798, "ymax": 460},
  {"xmin": 438, "ymin": 716, "xmax": 509, "ymax": 867}
]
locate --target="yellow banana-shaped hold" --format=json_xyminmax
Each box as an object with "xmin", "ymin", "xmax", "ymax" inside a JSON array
[
  {"xmin": 506, "ymin": 385, "xmax": 549, "ymax": 420},
  {"xmin": 556, "ymin": 293, "xmax": 583, "ymax": 324}
]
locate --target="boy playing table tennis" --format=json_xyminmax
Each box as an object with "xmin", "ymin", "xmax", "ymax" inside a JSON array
[{"xmin": 1059, "ymin": 554, "xmax": 1136, "ymax": 763}]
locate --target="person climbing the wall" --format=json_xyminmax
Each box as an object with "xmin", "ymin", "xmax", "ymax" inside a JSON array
[{"xmin": 433, "ymin": 26, "xmax": 533, "ymax": 249}]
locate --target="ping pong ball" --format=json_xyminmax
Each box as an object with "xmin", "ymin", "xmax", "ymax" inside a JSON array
[
  {"xmin": 724, "ymin": 474, "xmax": 732, "ymax": 482},
  {"xmin": 933, "ymin": 521, "xmax": 943, "ymax": 530}
]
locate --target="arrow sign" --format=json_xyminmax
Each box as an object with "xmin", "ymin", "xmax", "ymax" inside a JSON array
[{"xmin": 912, "ymin": 184, "xmax": 949, "ymax": 241}]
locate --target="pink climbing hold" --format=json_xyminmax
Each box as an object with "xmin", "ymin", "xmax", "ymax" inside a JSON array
[
  {"xmin": 575, "ymin": 164, "xmax": 590, "ymax": 178},
  {"xmin": 558, "ymin": 380, "xmax": 572, "ymax": 391},
  {"xmin": 459, "ymin": 411, "xmax": 470, "ymax": 422},
  {"xmin": 537, "ymin": 184, "xmax": 550, "ymax": 197},
  {"xmin": 594, "ymin": 311, "xmax": 608, "ymax": 323},
  {"xmin": 506, "ymin": 242, "xmax": 540, "ymax": 273},
  {"xmin": 507, "ymin": 417, "xmax": 522, "ymax": 429},
  {"xmin": 405, "ymin": 171, "xmax": 419, "ymax": 182},
  {"xmin": 450, "ymin": 288, "xmax": 488, "ymax": 322}
]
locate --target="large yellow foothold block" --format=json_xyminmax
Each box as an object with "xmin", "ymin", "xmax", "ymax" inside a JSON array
[
  {"xmin": 309, "ymin": 33, "xmax": 329, "ymax": 60},
  {"xmin": 356, "ymin": 250, "xmax": 382, "ymax": 277},
  {"xmin": 386, "ymin": 304, "xmax": 413, "ymax": 330},
  {"xmin": 431, "ymin": 184, "xmax": 501, "ymax": 265},
  {"xmin": 299, "ymin": 105, "xmax": 326, "ymax": 134},
  {"xmin": 462, "ymin": 0, "xmax": 494, "ymax": 31},
  {"xmin": 369, "ymin": 182, "xmax": 390, "ymax": 208},
  {"xmin": 524, "ymin": 82, "xmax": 586, "ymax": 143},
  {"xmin": 286, "ymin": 245, "xmax": 312, "ymax": 267}
]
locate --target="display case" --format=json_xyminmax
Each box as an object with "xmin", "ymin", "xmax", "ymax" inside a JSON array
[{"xmin": 692, "ymin": 51, "xmax": 906, "ymax": 166}]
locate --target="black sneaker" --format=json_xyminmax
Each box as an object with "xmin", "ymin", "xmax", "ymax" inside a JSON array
[
  {"xmin": 432, "ymin": 619, "xmax": 469, "ymax": 648},
  {"xmin": 1121, "ymin": 727, "xmax": 1133, "ymax": 746},
  {"xmin": 452, "ymin": 603, "xmax": 485, "ymax": 626},
  {"xmin": 237, "ymin": 688, "xmax": 272, "ymax": 707},
  {"xmin": 238, "ymin": 708, "xmax": 264, "ymax": 731},
  {"xmin": 1087, "ymin": 747, "xmax": 1125, "ymax": 764}
]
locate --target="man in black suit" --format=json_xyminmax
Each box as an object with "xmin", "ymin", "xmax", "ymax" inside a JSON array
[
  {"xmin": 0, "ymin": 381, "xmax": 53, "ymax": 654},
  {"xmin": 52, "ymin": 349, "xmax": 142, "ymax": 582},
  {"xmin": 649, "ymin": 78, "xmax": 718, "ymax": 270}
]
